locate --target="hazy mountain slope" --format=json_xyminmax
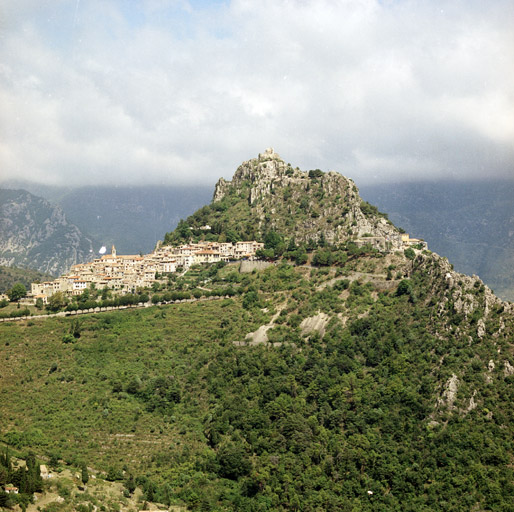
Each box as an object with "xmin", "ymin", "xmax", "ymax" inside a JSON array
[
  {"xmin": 1, "ymin": 182, "xmax": 213, "ymax": 256},
  {"xmin": 55, "ymin": 185, "xmax": 212, "ymax": 255},
  {"xmin": 360, "ymin": 181, "xmax": 514, "ymax": 301},
  {"xmin": 0, "ymin": 189, "xmax": 93, "ymax": 276},
  {"xmin": 0, "ymin": 265, "xmax": 54, "ymax": 294}
]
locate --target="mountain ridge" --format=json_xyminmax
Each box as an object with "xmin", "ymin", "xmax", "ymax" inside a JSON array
[
  {"xmin": 360, "ymin": 180, "xmax": 514, "ymax": 301},
  {"xmin": 0, "ymin": 189, "xmax": 93, "ymax": 276}
]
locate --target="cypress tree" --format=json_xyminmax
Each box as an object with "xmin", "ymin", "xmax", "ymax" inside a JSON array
[{"xmin": 81, "ymin": 464, "xmax": 89, "ymax": 486}]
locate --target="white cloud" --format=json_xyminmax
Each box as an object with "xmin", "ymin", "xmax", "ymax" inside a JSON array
[{"xmin": 1, "ymin": 0, "xmax": 513, "ymax": 187}]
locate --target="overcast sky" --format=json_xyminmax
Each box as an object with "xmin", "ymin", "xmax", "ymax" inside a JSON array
[{"xmin": 1, "ymin": 0, "xmax": 513, "ymax": 187}]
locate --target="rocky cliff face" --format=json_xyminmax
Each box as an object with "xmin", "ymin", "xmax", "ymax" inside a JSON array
[
  {"xmin": 210, "ymin": 148, "xmax": 402, "ymax": 245},
  {"xmin": 412, "ymin": 250, "xmax": 513, "ymax": 339},
  {"xmin": 0, "ymin": 189, "xmax": 93, "ymax": 276}
]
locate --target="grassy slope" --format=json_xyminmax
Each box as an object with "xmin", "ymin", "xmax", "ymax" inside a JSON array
[{"xmin": 1, "ymin": 299, "xmax": 258, "ymax": 466}]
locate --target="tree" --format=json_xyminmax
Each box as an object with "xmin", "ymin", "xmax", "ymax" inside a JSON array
[
  {"xmin": 242, "ymin": 290, "xmax": 260, "ymax": 310},
  {"xmin": 69, "ymin": 319, "xmax": 82, "ymax": 338},
  {"xmin": 312, "ymin": 248, "xmax": 332, "ymax": 266},
  {"xmin": 125, "ymin": 473, "xmax": 136, "ymax": 494},
  {"xmin": 7, "ymin": 283, "xmax": 26, "ymax": 302},
  {"xmin": 106, "ymin": 466, "xmax": 122, "ymax": 481},
  {"xmin": 264, "ymin": 230, "xmax": 283, "ymax": 250},
  {"xmin": 294, "ymin": 248, "xmax": 308, "ymax": 265},
  {"xmin": 216, "ymin": 443, "xmax": 251, "ymax": 480},
  {"xmin": 81, "ymin": 463, "xmax": 89, "ymax": 486},
  {"xmin": 77, "ymin": 288, "xmax": 90, "ymax": 307},
  {"xmin": 176, "ymin": 219, "xmax": 191, "ymax": 241},
  {"xmin": 396, "ymin": 279, "xmax": 412, "ymax": 297},
  {"xmin": 47, "ymin": 291, "xmax": 69, "ymax": 312}
]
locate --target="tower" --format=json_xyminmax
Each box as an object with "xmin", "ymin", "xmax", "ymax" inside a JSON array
[{"xmin": 111, "ymin": 245, "xmax": 116, "ymax": 258}]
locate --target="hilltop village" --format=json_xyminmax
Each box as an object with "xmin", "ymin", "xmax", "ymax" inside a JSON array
[
  {"xmin": 27, "ymin": 232, "xmax": 427, "ymax": 306},
  {"xmin": 30, "ymin": 240, "xmax": 263, "ymax": 303}
]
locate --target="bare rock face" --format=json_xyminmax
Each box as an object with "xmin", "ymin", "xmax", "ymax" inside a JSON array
[
  {"xmin": 211, "ymin": 148, "xmax": 403, "ymax": 246},
  {"xmin": 300, "ymin": 312, "xmax": 331, "ymax": 338},
  {"xmin": 415, "ymin": 250, "xmax": 514, "ymax": 342},
  {"xmin": 0, "ymin": 189, "xmax": 93, "ymax": 276},
  {"xmin": 213, "ymin": 178, "xmax": 230, "ymax": 203},
  {"xmin": 439, "ymin": 374, "xmax": 459, "ymax": 410},
  {"xmin": 213, "ymin": 148, "xmax": 289, "ymax": 204},
  {"xmin": 504, "ymin": 360, "xmax": 514, "ymax": 377}
]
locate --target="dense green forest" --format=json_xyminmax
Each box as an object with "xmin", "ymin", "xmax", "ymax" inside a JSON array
[{"xmin": 1, "ymin": 246, "xmax": 513, "ymax": 511}]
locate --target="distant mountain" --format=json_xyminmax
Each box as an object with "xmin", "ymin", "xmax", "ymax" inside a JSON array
[
  {"xmin": 359, "ymin": 181, "xmax": 514, "ymax": 301},
  {"xmin": 2, "ymin": 182, "xmax": 214, "ymax": 256},
  {"xmin": 0, "ymin": 189, "xmax": 93, "ymax": 276},
  {"xmin": 0, "ymin": 265, "xmax": 54, "ymax": 294},
  {"xmin": 57, "ymin": 185, "xmax": 213, "ymax": 255}
]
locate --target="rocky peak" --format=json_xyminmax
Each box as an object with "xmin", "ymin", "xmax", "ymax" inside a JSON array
[
  {"xmin": 210, "ymin": 149, "xmax": 403, "ymax": 246},
  {"xmin": 213, "ymin": 148, "xmax": 288, "ymax": 203}
]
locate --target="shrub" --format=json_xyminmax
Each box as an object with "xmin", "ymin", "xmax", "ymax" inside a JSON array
[
  {"xmin": 397, "ymin": 279, "xmax": 413, "ymax": 296},
  {"xmin": 62, "ymin": 334, "xmax": 75, "ymax": 344},
  {"xmin": 404, "ymin": 248, "xmax": 416, "ymax": 260}
]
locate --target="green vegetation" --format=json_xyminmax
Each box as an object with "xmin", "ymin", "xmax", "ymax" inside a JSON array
[
  {"xmin": 404, "ymin": 247, "xmax": 416, "ymax": 261},
  {"xmin": 2, "ymin": 157, "xmax": 513, "ymax": 510},
  {"xmin": 162, "ymin": 155, "xmax": 369, "ymax": 248},
  {"xmin": 0, "ymin": 448, "xmax": 43, "ymax": 509},
  {"xmin": 1, "ymin": 249, "xmax": 513, "ymax": 511},
  {"xmin": 7, "ymin": 283, "xmax": 27, "ymax": 302},
  {"xmin": 0, "ymin": 265, "xmax": 54, "ymax": 294},
  {"xmin": 359, "ymin": 200, "xmax": 389, "ymax": 221}
]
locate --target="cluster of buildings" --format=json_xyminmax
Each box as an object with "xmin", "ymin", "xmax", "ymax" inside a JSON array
[
  {"xmin": 354, "ymin": 233, "xmax": 428, "ymax": 252},
  {"xmin": 30, "ymin": 241, "xmax": 264, "ymax": 304}
]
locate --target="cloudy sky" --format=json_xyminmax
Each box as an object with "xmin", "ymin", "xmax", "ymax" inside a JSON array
[{"xmin": 1, "ymin": 0, "xmax": 513, "ymax": 187}]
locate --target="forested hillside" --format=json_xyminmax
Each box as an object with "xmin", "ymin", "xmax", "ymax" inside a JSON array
[{"xmin": 1, "ymin": 241, "xmax": 513, "ymax": 511}]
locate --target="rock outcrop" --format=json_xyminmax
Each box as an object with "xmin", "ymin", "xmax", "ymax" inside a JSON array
[{"xmin": 210, "ymin": 148, "xmax": 403, "ymax": 246}]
